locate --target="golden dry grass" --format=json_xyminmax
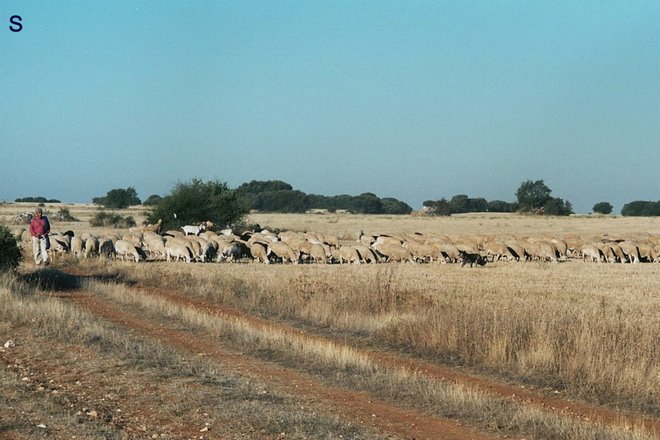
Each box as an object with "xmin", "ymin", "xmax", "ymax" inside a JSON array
[
  {"xmin": 118, "ymin": 259, "xmax": 659, "ymax": 415},
  {"xmin": 1, "ymin": 204, "xmax": 659, "ymax": 438}
]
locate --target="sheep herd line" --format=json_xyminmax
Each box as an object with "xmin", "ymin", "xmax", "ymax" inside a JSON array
[{"xmin": 31, "ymin": 220, "xmax": 660, "ymax": 266}]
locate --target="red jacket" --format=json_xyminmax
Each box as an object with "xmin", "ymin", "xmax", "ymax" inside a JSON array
[{"xmin": 29, "ymin": 216, "xmax": 50, "ymax": 237}]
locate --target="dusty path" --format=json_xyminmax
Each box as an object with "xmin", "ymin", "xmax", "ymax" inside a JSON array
[
  {"xmin": 134, "ymin": 285, "xmax": 659, "ymax": 433},
  {"xmin": 70, "ymin": 291, "xmax": 499, "ymax": 440},
  {"xmin": 30, "ymin": 265, "xmax": 657, "ymax": 439}
]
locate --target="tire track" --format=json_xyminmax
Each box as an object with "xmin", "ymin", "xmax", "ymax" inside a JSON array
[
  {"xmin": 69, "ymin": 291, "xmax": 500, "ymax": 440},
  {"xmin": 134, "ymin": 285, "xmax": 659, "ymax": 434}
]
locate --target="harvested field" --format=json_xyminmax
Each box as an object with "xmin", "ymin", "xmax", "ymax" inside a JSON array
[{"xmin": 1, "ymin": 205, "xmax": 658, "ymax": 439}]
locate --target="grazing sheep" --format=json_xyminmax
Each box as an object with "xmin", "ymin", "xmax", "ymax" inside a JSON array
[
  {"xmin": 504, "ymin": 241, "xmax": 529, "ymax": 262},
  {"xmin": 164, "ymin": 230, "xmax": 186, "ymax": 239},
  {"xmin": 338, "ymin": 245, "xmax": 361, "ymax": 264},
  {"xmin": 165, "ymin": 241, "xmax": 194, "ymax": 263},
  {"xmin": 431, "ymin": 242, "xmax": 461, "ymax": 263},
  {"xmin": 481, "ymin": 241, "xmax": 508, "ymax": 262},
  {"xmin": 354, "ymin": 244, "xmax": 380, "ymax": 264},
  {"xmin": 357, "ymin": 230, "xmax": 376, "ymax": 246},
  {"xmin": 49, "ymin": 234, "xmax": 70, "ymax": 254},
  {"xmin": 143, "ymin": 237, "xmax": 166, "ymax": 260},
  {"xmin": 372, "ymin": 242, "xmax": 414, "ymax": 263},
  {"xmin": 70, "ymin": 236, "xmax": 84, "ymax": 258},
  {"xmin": 618, "ymin": 241, "xmax": 641, "ymax": 263},
  {"xmin": 84, "ymin": 237, "xmax": 99, "ymax": 258},
  {"xmin": 309, "ymin": 243, "xmax": 329, "ymax": 264},
  {"xmin": 402, "ymin": 241, "xmax": 439, "ymax": 262},
  {"xmin": 637, "ymin": 243, "xmax": 655, "ymax": 263},
  {"xmin": 98, "ymin": 239, "xmax": 115, "ymax": 259},
  {"xmin": 535, "ymin": 242, "xmax": 559, "ymax": 263},
  {"xmin": 267, "ymin": 242, "xmax": 300, "ymax": 264},
  {"xmin": 218, "ymin": 242, "xmax": 247, "ymax": 262},
  {"xmin": 114, "ymin": 240, "xmax": 143, "ymax": 262},
  {"xmin": 580, "ymin": 244, "xmax": 604, "ymax": 263},
  {"xmin": 596, "ymin": 243, "xmax": 617, "ymax": 263},
  {"xmin": 249, "ymin": 242, "xmax": 269, "ymax": 264}
]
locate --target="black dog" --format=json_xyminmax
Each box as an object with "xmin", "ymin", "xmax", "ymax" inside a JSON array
[{"xmin": 459, "ymin": 250, "xmax": 487, "ymax": 267}]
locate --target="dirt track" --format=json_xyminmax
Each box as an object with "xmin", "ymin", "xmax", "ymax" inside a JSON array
[{"xmin": 2, "ymin": 267, "xmax": 658, "ymax": 439}]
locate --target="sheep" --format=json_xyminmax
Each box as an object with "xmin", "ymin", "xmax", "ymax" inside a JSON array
[
  {"xmin": 163, "ymin": 230, "xmax": 186, "ymax": 238},
  {"xmin": 182, "ymin": 223, "xmax": 206, "ymax": 236},
  {"xmin": 98, "ymin": 238, "xmax": 115, "ymax": 259},
  {"xmin": 309, "ymin": 243, "xmax": 329, "ymax": 264},
  {"xmin": 372, "ymin": 242, "xmax": 414, "ymax": 263},
  {"xmin": 165, "ymin": 241, "xmax": 194, "ymax": 263},
  {"xmin": 618, "ymin": 241, "xmax": 641, "ymax": 263},
  {"xmin": 402, "ymin": 240, "xmax": 439, "ymax": 262},
  {"xmin": 338, "ymin": 245, "xmax": 362, "ymax": 264},
  {"xmin": 354, "ymin": 244, "xmax": 380, "ymax": 264},
  {"xmin": 504, "ymin": 241, "xmax": 529, "ymax": 262},
  {"xmin": 267, "ymin": 242, "xmax": 300, "ymax": 264},
  {"xmin": 580, "ymin": 244, "xmax": 604, "ymax": 263},
  {"xmin": 481, "ymin": 241, "xmax": 508, "ymax": 262},
  {"xmin": 246, "ymin": 242, "xmax": 267, "ymax": 263},
  {"xmin": 143, "ymin": 236, "xmax": 166, "ymax": 260},
  {"xmin": 84, "ymin": 237, "xmax": 99, "ymax": 258},
  {"xmin": 49, "ymin": 234, "xmax": 70, "ymax": 254},
  {"xmin": 70, "ymin": 236, "xmax": 84, "ymax": 258},
  {"xmin": 218, "ymin": 242, "xmax": 245, "ymax": 262},
  {"xmin": 596, "ymin": 242, "xmax": 617, "ymax": 263},
  {"xmin": 114, "ymin": 240, "xmax": 143, "ymax": 262}
]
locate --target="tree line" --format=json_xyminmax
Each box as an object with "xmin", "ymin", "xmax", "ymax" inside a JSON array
[
  {"xmin": 11, "ymin": 178, "xmax": 660, "ymax": 235},
  {"xmin": 423, "ymin": 180, "xmax": 573, "ymax": 216}
]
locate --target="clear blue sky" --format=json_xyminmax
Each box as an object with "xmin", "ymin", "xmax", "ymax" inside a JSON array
[{"xmin": 2, "ymin": 1, "xmax": 659, "ymax": 213}]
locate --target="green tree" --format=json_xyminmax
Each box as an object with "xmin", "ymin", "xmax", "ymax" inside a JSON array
[
  {"xmin": 94, "ymin": 187, "xmax": 141, "ymax": 209},
  {"xmin": 621, "ymin": 200, "xmax": 660, "ymax": 216},
  {"xmin": 448, "ymin": 194, "xmax": 470, "ymax": 214},
  {"xmin": 235, "ymin": 180, "xmax": 293, "ymax": 194},
  {"xmin": 515, "ymin": 180, "xmax": 552, "ymax": 212},
  {"xmin": 147, "ymin": 179, "xmax": 246, "ymax": 230},
  {"xmin": 543, "ymin": 197, "xmax": 573, "ymax": 216},
  {"xmin": 423, "ymin": 199, "xmax": 452, "ymax": 216},
  {"xmin": 592, "ymin": 202, "xmax": 613, "ymax": 215},
  {"xmin": 352, "ymin": 193, "xmax": 383, "ymax": 214},
  {"xmin": 0, "ymin": 225, "xmax": 22, "ymax": 272},
  {"xmin": 487, "ymin": 200, "xmax": 515, "ymax": 212},
  {"xmin": 142, "ymin": 194, "xmax": 163, "ymax": 206},
  {"xmin": 468, "ymin": 197, "xmax": 488, "ymax": 212},
  {"xmin": 381, "ymin": 197, "xmax": 413, "ymax": 214}
]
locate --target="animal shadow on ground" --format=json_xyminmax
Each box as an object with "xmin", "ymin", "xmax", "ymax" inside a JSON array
[{"xmin": 18, "ymin": 268, "xmax": 132, "ymax": 293}]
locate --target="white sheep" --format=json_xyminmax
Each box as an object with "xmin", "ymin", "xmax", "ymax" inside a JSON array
[
  {"xmin": 165, "ymin": 241, "xmax": 194, "ymax": 263},
  {"xmin": 70, "ymin": 236, "xmax": 84, "ymax": 258},
  {"xmin": 114, "ymin": 240, "xmax": 142, "ymax": 262},
  {"xmin": 84, "ymin": 237, "xmax": 99, "ymax": 258}
]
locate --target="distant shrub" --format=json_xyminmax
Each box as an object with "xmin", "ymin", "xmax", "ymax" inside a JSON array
[
  {"xmin": 0, "ymin": 225, "xmax": 22, "ymax": 272},
  {"xmin": 54, "ymin": 208, "xmax": 78, "ymax": 222},
  {"xmin": 90, "ymin": 211, "xmax": 136, "ymax": 228}
]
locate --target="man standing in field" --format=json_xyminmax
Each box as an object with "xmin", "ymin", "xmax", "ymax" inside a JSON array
[{"xmin": 29, "ymin": 207, "xmax": 51, "ymax": 265}]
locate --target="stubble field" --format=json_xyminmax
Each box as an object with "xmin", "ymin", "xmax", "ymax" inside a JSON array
[{"xmin": 1, "ymin": 203, "xmax": 658, "ymax": 439}]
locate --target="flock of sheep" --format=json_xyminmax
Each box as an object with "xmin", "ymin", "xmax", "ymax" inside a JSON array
[{"xmin": 32, "ymin": 219, "xmax": 660, "ymax": 266}]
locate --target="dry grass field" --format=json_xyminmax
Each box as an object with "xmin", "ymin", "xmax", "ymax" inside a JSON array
[{"xmin": 1, "ymin": 202, "xmax": 658, "ymax": 439}]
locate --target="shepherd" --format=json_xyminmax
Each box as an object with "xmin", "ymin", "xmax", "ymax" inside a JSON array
[{"xmin": 29, "ymin": 207, "xmax": 51, "ymax": 265}]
